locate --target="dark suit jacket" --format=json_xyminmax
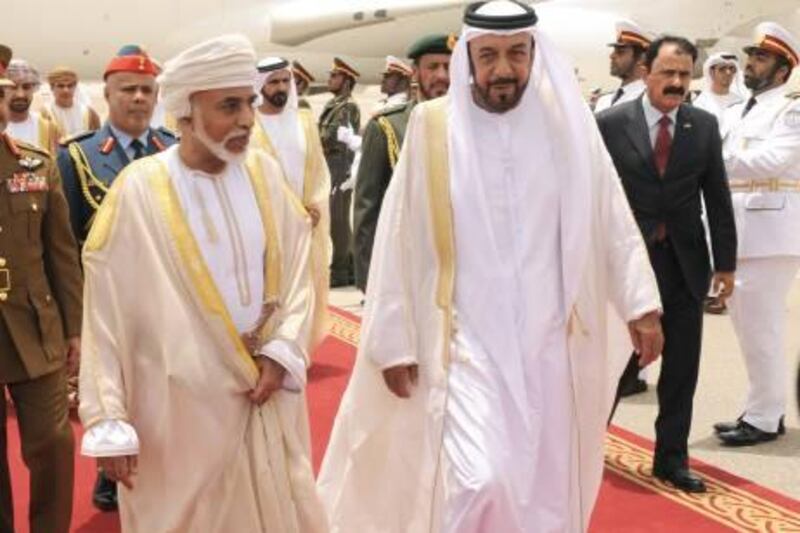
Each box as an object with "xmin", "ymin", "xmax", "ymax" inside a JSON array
[{"xmin": 596, "ymin": 97, "xmax": 737, "ymax": 300}]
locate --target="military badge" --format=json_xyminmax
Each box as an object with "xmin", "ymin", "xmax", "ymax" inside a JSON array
[
  {"xmin": 784, "ymin": 108, "xmax": 800, "ymax": 128},
  {"xmin": 18, "ymin": 156, "xmax": 43, "ymax": 171},
  {"xmin": 7, "ymin": 172, "xmax": 49, "ymax": 193}
]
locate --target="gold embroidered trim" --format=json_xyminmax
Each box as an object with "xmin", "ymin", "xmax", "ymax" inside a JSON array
[
  {"xmin": 69, "ymin": 142, "xmax": 109, "ymax": 212},
  {"xmin": 83, "ymin": 171, "xmax": 127, "ymax": 253},
  {"xmin": 147, "ymin": 158, "xmax": 259, "ymax": 379},
  {"xmin": 605, "ymin": 432, "xmax": 800, "ymax": 531},
  {"xmin": 423, "ymin": 98, "xmax": 456, "ymax": 369},
  {"xmin": 376, "ymin": 116, "xmax": 400, "ymax": 169},
  {"xmin": 245, "ymin": 152, "xmax": 283, "ymax": 305}
]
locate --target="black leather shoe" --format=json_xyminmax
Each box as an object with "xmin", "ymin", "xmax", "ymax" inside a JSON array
[
  {"xmin": 619, "ymin": 378, "xmax": 648, "ymax": 398},
  {"xmin": 718, "ymin": 421, "xmax": 779, "ymax": 447},
  {"xmin": 714, "ymin": 416, "xmax": 785, "ymax": 436},
  {"xmin": 653, "ymin": 466, "xmax": 707, "ymax": 493},
  {"xmin": 713, "ymin": 418, "xmax": 741, "ymax": 434},
  {"xmin": 92, "ymin": 471, "xmax": 118, "ymax": 512}
]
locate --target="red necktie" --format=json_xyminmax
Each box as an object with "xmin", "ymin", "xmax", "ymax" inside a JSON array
[{"xmin": 654, "ymin": 115, "xmax": 672, "ymax": 176}]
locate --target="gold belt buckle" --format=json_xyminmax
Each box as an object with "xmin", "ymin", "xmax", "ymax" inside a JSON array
[{"xmin": 0, "ymin": 269, "xmax": 10, "ymax": 292}]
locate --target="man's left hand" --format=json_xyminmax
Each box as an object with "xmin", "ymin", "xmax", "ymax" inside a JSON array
[
  {"xmin": 627, "ymin": 311, "xmax": 664, "ymax": 368},
  {"xmin": 249, "ymin": 357, "xmax": 286, "ymax": 405},
  {"xmin": 712, "ymin": 271, "xmax": 735, "ymax": 302},
  {"xmin": 66, "ymin": 336, "xmax": 81, "ymax": 376},
  {"xmin": 306, "ymin": 205, "xmax": 321, "ymax": 228}
]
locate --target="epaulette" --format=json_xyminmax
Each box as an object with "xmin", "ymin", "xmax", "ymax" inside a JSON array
[
  {"xmin": 60, "ymin": 130, "xmax": 95, "ymax": 147},
  {"xmin": 156, "ymin": 126, "xmax": 178, "ymax": 139},
  {"xmin": 374, "ymin": 101, "xmax": 410, "ymax": 119},
  {"xmin": 14, "ymin": 139, "xmax": 52, "ymax": 159}
]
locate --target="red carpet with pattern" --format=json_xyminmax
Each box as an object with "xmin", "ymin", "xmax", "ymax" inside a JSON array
[{"xmin": 5, "ymin": 307, "xmax": 800, "ymax": 532}]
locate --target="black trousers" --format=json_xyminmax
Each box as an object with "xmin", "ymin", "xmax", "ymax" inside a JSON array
[{"xmin": 613, "ymin": 242, "xmax": 703, "ymax": 471}]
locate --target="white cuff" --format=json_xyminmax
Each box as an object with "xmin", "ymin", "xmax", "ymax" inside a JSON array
[
  {"xmin": 258, "ymin": 339, "xmax": 306, "ymax": 392},
  {"xmin": 81, "ymin": 419, "xmax": 139, "ymax": 457},
  {"xmin": 347, "ymin": 135, "xmax": 362, "ymax": 151},
  {"xmin": 374, "ymin": 355, "xmax": 418, "ymax": 371}
]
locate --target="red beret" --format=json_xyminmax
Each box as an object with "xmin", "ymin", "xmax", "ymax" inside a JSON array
[{"xmin": 104, "ymin": 45, "xmax": 159, "ymax": 79}]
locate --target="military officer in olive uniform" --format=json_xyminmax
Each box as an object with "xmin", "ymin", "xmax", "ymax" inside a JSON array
[
  {"xmin": 57, "ymin": 45, "xmax": 176, "ymax": 511},
  {"xmin": 0, "ymin": 44, "xmax": 83, "ymax": 533},
  {"xmin": 353, "ymin": 34, "xmax": 454, "ymax": 292},
  {"xmin": 319, "ymin": 57, "xmax": 361, "ymax": 287},
  {"xmin": 292, "ymin": 60, "xmax": 315, "ymax": 111}
]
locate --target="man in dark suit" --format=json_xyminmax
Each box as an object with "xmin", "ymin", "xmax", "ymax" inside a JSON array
[
  {"xmin": 598, "ymin": 35, "xmax": 737, "ymax": 493},
  {"xmin": 57, "ymin": 45, "xmax": 176, "ymax": 512}
]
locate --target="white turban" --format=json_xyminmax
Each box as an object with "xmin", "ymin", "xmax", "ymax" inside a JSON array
[
  {"xmin": 158, "ymin": 34, "xmax": 258, "ymax": 119},
  {"xmin": 7, "ymin": 59, "xmax": 40, "ymax": 86},
  {"xmin": 702, "ymin": 52, "xmax": 746, "ymax": 99}
]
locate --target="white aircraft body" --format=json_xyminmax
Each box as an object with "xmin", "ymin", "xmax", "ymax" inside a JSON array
[{"xmin": 4, "ymin": 0, "xmax": 799, "ymax": 93}]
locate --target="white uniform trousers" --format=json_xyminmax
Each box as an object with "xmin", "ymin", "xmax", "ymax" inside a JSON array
[{"xmin": 728, "ymin": 256, "xmax": 800, "ymax": 432}]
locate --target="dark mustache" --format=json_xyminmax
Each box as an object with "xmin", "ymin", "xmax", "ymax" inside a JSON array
[
  {"xmin": 663, "ymin": 86, "xmax": 685, "ymax": 96},
  {"xmin": 489, "ymin": 78, "xmax": 518, "ymax": 87}
]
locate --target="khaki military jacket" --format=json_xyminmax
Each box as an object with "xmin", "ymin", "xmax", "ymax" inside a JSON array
[{"xmin": 0, "ymin": 133, "xmax": 82, "ymax": 383}]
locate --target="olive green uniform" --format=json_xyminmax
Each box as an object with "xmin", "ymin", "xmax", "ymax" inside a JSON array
[
  {"xmin": 352, "ymin": 101, "xmax": 414, "ymax": 291},
  {"xmin": 319, "ymin": 94, "xmax": 360, "ymax": 286}
]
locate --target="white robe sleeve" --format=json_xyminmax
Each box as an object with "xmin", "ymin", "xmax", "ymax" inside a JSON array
[
  {"xmin": 260, "ymin": 154, "xmax": 316, "ymax": 379},
  {"xmin": 596, "ymin": 133, "xmax": 662, "ymax": 321},
  {"xmin": 359, "ymin": 110, "xmax": 421, "ymax": 370},
  {"xmin": 258, "ymin": 340, "xmax": 305, "ymax": 392},
  {"xmin": 81, "ymin": 419, "xmax": 140, "ymax": 457},
  {"xmin": 78, "ymin": 171, "xmax": 144, "ymax": 456}
]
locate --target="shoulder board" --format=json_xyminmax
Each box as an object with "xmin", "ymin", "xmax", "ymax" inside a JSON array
[
  {"xmin": 60, "ymin": 130, "xmax": 95, "ymax": 147},
  {"xmin": 375, "ymin": 101, "xmax": 410, "ymax": 118},
  {"xmin": 156, "ymin": 126, "xmax": 178, "ymax": 139},
  {"xmin": 15, "ymin": 139, "xmax": 52, "ymax": 158}
]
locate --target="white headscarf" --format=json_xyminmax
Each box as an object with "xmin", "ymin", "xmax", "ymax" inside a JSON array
[
  {"xmin": 256, "ymin": 57, "xmax": 299, "ymax": 112},
  {"xmin": 448, "ymin": 1, "xmax": 596, "ymax": 416},
  {"xmin": 256, "ymin": 58, "xmax": 306, "ymax": 195},
  {"xmin": 158, "ymin": 34, "xmax": 257, "ymax": 119},
  {"xmin": 701, "ymin": 52, "xmax": 746, "ymax": 99}
]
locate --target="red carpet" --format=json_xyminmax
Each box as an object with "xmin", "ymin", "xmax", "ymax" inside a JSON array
[{"xmin": 5, "ymin": 307, "xmax": 800, "ymax": 532}]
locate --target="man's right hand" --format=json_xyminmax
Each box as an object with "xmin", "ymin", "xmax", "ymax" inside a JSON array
[
  {"xmin": 382, "ymin": 364, "xmax": 419, "ymax": 399},
  {"xmin": 98, "ymin": 455, "xmax": 138, "ymax": 489}
]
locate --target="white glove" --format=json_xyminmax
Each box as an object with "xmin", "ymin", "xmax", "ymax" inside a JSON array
[
  {"xmin": 337, "ymin": 125, "xmax": 362, "ymax": 151},
  {"xmin": 340, "ymin": 176, "xmax": 356, "ymax": 192}
]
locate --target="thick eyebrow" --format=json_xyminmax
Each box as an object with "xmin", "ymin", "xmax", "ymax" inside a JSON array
[
  {"xmin": 476, "ymin": 45, "xmax": 499, "ymax": 55},
  {"xmin": 219, "ymin": 96, "xmax": 244, "ymax": 106},
  {"xmin": 510, "ymin": 43, "xmax": 528, "ymax": 52}
]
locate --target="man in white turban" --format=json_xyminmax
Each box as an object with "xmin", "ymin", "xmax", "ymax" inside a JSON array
[
  {"xmin": 5, "ymin": 59, "xmax": 61, "ymax": 153},
  {"xmin": 693, "ymin": 52, "xmax": 746, "ymax": 128},
  {"xmin": 253, "ymin": 57, "xmax": 332, "ymax": 353},
  {"xmin": 318, "ymin": 1, "xmax": 663, "ymax": 532},
  {"xmin": 77, "ymin": 34, "xmax": 327, "ymax": 532}
]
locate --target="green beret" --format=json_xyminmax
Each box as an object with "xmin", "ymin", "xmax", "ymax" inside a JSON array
[{"xmin": 407, "ymin": 33, "xmax": 458, "ymax": 60}]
